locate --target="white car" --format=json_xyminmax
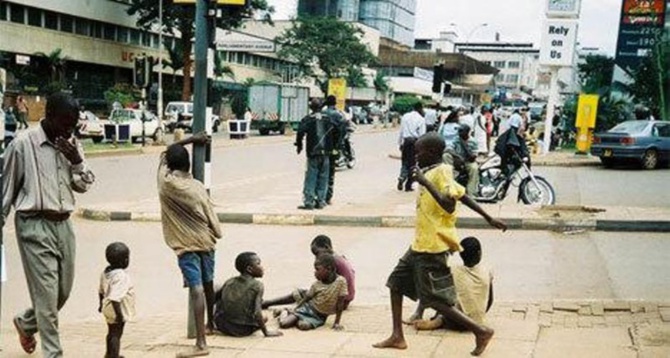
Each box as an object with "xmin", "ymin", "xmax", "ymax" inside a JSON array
[
  {"xmin": 164, "ymin": 101, "xmax": 221, "ymax": 133},
  {"xmin": 77, "ymin": 111, "xmax": 104, "ymax": 143},
  {"xmin": 108, "ymin": 109, "xmax": 163, "ymax": 142}
]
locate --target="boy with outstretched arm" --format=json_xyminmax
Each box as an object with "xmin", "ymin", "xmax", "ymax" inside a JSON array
[
  {"xmin": 276, "ymin": 254, "xmax": 347, "ymax": 331},
  {"xmin": 213, "ymin": 252, "xmax": 282, "ymax": 338},
  {"xmin": 373, "ymin": 133, "xmax": 507, "ymax": 356},
  {"xmin": 158, "ymin": 132, "xmax": 222, "ymax": 358}
]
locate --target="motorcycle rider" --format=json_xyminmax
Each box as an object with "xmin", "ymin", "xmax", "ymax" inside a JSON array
[{"xmin": 452, "ymin": 124, "xmax": 480, "ymax": 196}]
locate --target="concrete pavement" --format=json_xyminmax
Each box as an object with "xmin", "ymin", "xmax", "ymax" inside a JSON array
[{"xmin": 2, "ymin": 300, "xmax": 669, "ymax": 357}]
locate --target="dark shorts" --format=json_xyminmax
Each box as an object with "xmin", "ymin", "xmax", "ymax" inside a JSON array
[
  {"xmin": 293, "ymin": 304, "xmax": 328, "ymax": 329},
  {"xmin": 178, "ymin": 251, "xmax": 215, "ymax": 288},
  {"xmin": 215, "ymin": 315, "xmax": 260, "ymax": 337},
  {"xmin": 386, "ymin": 248, "xmax": 457, "ymax": 307}
]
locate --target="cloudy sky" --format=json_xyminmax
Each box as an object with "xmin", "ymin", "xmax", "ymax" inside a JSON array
[{"xmin": 267, "ymin": 0, "xmax": 624, "ymax": 55}]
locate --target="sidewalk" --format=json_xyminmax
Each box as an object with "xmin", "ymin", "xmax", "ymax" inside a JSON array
[{"xmin": 3, "ymin": 300, "xmax": 668, "ymax": 357}]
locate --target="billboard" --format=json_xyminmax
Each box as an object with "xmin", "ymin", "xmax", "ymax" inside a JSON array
[{"xmin": 615, "ymin": 0, "xmax": 667, "ymax": 72}]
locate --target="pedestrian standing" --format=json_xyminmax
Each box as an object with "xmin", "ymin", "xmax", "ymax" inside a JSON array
[
  {"xmin": 295, "ymin": 99, "xmax": 337, "ymax": 210},
  {"xmin": 16, "ymin": 95, "xmax": 30, "ymax": 129},
  {"xmin": 3, "ymin": 92, "xmax": 95, "ymax": 357},
  {"xmin": 473, "ymin": 108, "xmax": 488, "ymax": 156},
  {"xmin": 397, "ymin": 102, "xmax": 426, "ymax": 192},
  {"xmin": 323, "ymin": 95, "xmax": 345, "ymax": 206},
  {"xmin": 157, "ymin": 132, "xmax": 222, "ymax": 358},
  {"xmin": 423, "ymin": 105, "xmax": 438, "ymax": 132},
  {"xmin": 4, "ymin": 105, "xmax": 17, "ymax": 148}
]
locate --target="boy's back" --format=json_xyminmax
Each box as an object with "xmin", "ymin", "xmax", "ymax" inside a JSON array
[
  {"xmin": 215, "ymin": 275, "xmax": 263, "ymax": 335},
  {"xmin": 452, "ymin": 263, "xmax": 492, "ymax": 325}
]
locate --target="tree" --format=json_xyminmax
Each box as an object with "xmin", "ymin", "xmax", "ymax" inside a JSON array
[
  {"xmin": 577, "ymin": 55, "xmax": 615, "ymax": 94},
  {"xmin": 34, "ymin": 48, "xmax": 69, "ymax": 84},
  {"xmin": 345, "ymin": 67, "xmax": 367, "ymax": 88},
  {"xmin": 628, "ymin": 38, "xmax": 668, "ymax": 119},
  {"xmin": 276, "ymin": 16, "xmax": 378, "ymax": 94},
  {"xmin": 127, "ymin": 0, "xmax": 273, "ymax": 100},
  {"xmin": 214, "ymin": 51, "xmax": 235, "ymax": 81},
  {"xmin": 373, "ymin": 72, "xmax": 390, "ymax": 102},
  {"xmin": 391, "ymin": 95, "xmax": 422, "ymax": 115}
]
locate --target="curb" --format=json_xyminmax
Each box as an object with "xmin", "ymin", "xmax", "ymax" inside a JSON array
[{"xmin": 77, "ymin": 208, "xmax": 670, "ymax": 232}]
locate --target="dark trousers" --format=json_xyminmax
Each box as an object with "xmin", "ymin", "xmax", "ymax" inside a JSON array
[
  {"xmin": 303, "ymin": 155, "xmax": 330, "ymax": 207},
  {"xmin": 398, "ymin": 137, "xmax": 417, "ymax": 190},
  {"xmin": 326, "ymin": 154, "xmax": 337, "ymax": 204}
]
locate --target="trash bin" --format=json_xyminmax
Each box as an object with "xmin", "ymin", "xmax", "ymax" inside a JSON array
[
  {"xmin": 228, "ymin": 120, "xmax": 250, "ymax": 139},
  {"xmin": 104, "ymin": 123, "xmax": 131, "ymax": 143}
]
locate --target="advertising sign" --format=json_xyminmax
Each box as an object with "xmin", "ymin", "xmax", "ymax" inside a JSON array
[
  {"xmin": 615, "ymin": 0, "xmax": 667, "ymax": 72},
  {"xmin": 575, "ymin": 94, "xmax": 599, "ymax": 129},
  {"xmin": 327, "ymin": 78, "xmax": 347, "ymax": 112},
  {"xmin": 539, "ymin": 19, "xmax": 579, "ymax": 66},
  {"xmin": 217, "ymin": 41, "xmax": 275, "ymax": 52}
]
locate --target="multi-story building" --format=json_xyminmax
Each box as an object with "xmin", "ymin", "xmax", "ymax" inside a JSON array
[{"xmin": 297, "ymin": 0, "xmax": 416, "ymax": 48}]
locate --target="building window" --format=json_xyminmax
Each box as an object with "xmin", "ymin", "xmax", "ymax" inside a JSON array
[
  {"xmin": 506, "ymin": 74, "xmax": 519, "ymax": 83},
  {"xmin": 493, "ymin": 61, "xmax": 505, "ymax": 68},
  {"xmin": 117, "ymin": 27, "xmax": 128, "ymax": 43},
  {"xmin": 60, "ymin": 15, "xmax": 73, "ymax": 33},
  {"xmin": 151, "ymin": 33, "xmax": 159, "ymax": 49},
  {"xmin": 0, "ymin": 2, "xmax": 7, "ymax": 21},
  {"xmin": 104, "ymin": 24, "xmax": 116, "ymax": 41},
  {"xmin": 130, "ymin": 29, "xmax": 140, "ymax": 45},
  {"xmin": 91, "ymin": 21, "xmax": 103, "ymax": 39},
  {"xmin": 483, "ymin": 61, "xmax": 491, "ymax": 66},
  {"xmin": 75, "ymin": 18, "xmax": 90, "ymax": 36},
  {"xmin": 495, "ymin": 74, "xmax": 505, "ymax": 82},
  {"xmin": 44, "ymin": 11, "xmax": 58, "ymax": 30},
  {"xmin": 27, "ymin": 7, "xmax": 41, "ymax": 27},
  {"xmin": 10, "ymin": 4, "xmax": 24, "ymax": 24},
  {"xmin": 243, "ymin": 53, "xmax": 251, "ymax": 65},
  {"xmin": 235, "ymin": 52, "xmax": 244, "ymax": 64},
  {"xmin": 142, "ymin": 31, "xmax": 151, "ymax": 47},
  {"xmin": 508, "ymin": 61, "xmax": 520, "ymax": 68}
]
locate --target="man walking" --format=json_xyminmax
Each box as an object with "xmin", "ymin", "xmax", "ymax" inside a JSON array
[
  {"xmin": 295, "ymin": 99, "xmax": 337, "ymax": 210},
  {"xmin": 3, "ymin": 92, "xmax": 95, "ymax": 357},
  {"xmin": 397, "ymin": 101, "xmax": 426, "ymax": 191},
  {"xmin": 323, "ymin": 95, "xmax": 345, "ymax": 206}
]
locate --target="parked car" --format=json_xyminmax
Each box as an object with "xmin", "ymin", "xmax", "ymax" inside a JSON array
[
  {"xmin": 591, "ymin": 120, "xmax": 670, "ymax": 169},
  {"xmin": 164, "ymin": 101, "xmax": 220, "ymax": 133},
  {"xmin": 108, "ymin": 109, "xmax": 163, "ymax": 143},
  {"xmin": 77, "ymin": 110, "xmax": 104, "ymax": 143}
]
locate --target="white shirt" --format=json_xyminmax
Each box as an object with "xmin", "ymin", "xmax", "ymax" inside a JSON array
[
  {"xmin": 424, "ymin": 109, "xmax": 438, "ymax": 126},
  {"xmin": 398, "ymin": 110, "xmax": 426, "ymax": 146},
  {"xmin": 459, "ymin": 114, "xmax": 475, "ymax": 133},
  {"xmin": 508, "ymin": 113, "xmax": 523, "ymax": 129}
]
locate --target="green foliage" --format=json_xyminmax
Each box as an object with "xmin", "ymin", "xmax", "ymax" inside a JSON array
[
  {"xmin": 34, "ymin": 48, "xmax": 69, "ymax": 84},
  {"xmin": 231, "ymin": 91, "xmax": 247, "ymax": 119},
  {"xmin": 391, "ymin": 95, "xmax": 422, "ymax": 115},
  {"xmin": 214, "ymin": 51, "xmax": 235, "ymax": 80},
  {"xmin": 345, "ymin": 67, "xmax": 367, "ymax": 88},
  {"xmin": 628, "ymin": 38, "xmax": 667, "ymax": 119},
  {"xmin": 104, "ymin": 84, "xmax": 140, "ymax": 109},
  {"xmin": 373, "ymin": 72, "xmax": 390, "ymax": 94},
  {"xmin": 127, "ymin": 0, "xmax": 273, "ymax": 99},
  {"xmin": 577, "ymin": 55, "xmax": 614, "ymax": 94},
  {"xmin": 276, "ymin": 16, "xmax": 378, "ymax": 93}
]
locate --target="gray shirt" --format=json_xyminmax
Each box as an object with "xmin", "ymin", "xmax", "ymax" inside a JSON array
[{"xmin": 3, "ymin": 125, "xmax": 94, "ymax": 218}]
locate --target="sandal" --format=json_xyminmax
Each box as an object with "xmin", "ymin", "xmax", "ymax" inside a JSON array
[{"xmin": 13, "ymin": 317, "xmax": 36, "ymax": 354}]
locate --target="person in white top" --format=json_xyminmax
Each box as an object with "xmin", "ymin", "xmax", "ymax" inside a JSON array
[
  {"xmin": 99, "ymin": 242, "xmax": 135, "ymax": 358},
  {"xmin": 397, "ymin": 102, "xmax": 426, "ymax": 191},
  {"xmin": 459, "ymin": 107, "xmax": 475, "ymax": 136},
  {"xmin": 507, "ymin": 109, "xmax": 524, "ymax": 135},
  {"xmin": 472, "ymin": 108, "xmax": 489, "ymax": 155},
  {"xmin": 423, "ymin": 106, "xmax": 438, "ymax": 132}
]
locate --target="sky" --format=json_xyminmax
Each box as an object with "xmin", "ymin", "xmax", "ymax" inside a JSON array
[{"xmin": 267, "ymin": 0, "xmax": 625, "ymax": 55}]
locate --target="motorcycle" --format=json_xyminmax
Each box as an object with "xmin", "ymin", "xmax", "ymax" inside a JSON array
[
  {"xmin": 449, "ymin": 129, "xmax": 556, "ymax": 205},
  {"xmin": 335, "ymin": 122, "xmax": 356, "ymax": 170}
]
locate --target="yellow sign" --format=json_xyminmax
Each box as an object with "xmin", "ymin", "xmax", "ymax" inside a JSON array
[
  {"xmin": 575, "ymin": 94, "xmax": 599, "ymax": 153},
  {"xmin": 327, "ymin": 78, "xmax": 347, "ymax": 112},
  {"xmin": 173, "ymin": 0, "xmax": 247, "ymax": 5},
  {"xmin": 575, "ymin": 94, "xmax": 599, "ymax": 129}
]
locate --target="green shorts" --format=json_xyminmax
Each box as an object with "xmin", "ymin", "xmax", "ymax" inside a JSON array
[{"xmin": 386, "ymin": 248, "xmax": 457, "ymax": 307}]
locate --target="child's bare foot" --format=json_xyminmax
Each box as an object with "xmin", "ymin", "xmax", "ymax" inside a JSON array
[
  {"xmin": 402, "ymin": 313, "xmax": 421, "ymax": 325},
  {"xmin": 372, "ymin": 335, "xmax": 408, "ymax": 350},
  {"xmin": 414, "ymin": 317, "xmax": 443, "ymax": 331},
  {"xmin": 471, "ymin": 328, "xmax": 494, "ymax": 356}
]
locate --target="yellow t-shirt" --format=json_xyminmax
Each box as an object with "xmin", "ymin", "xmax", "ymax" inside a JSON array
[{"xmin": 411, "ymin": 163, "xmax": 466, "ymax": 253}]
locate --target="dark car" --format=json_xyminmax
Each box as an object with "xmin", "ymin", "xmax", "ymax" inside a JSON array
[{"xmin": 591, "ymin": 120, "xmax": 670, "ymax": 169}]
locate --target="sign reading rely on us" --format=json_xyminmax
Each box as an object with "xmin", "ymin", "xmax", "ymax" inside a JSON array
[{"xmin": 539, "ymin": 19, "xmax": 578, "ymax": 67}]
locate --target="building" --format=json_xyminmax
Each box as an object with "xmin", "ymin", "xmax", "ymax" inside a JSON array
[
  {"xmin": 297, "ymin": 0, "xmax": 417, "ymax": 48},
  {"xmin": 297, "ymin": 0, "xmax": 360, "ymax": 22}
]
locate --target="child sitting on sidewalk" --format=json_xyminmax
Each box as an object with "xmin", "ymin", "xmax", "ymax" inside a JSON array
[
  {"xmin": 98, "ymin": 242, "xmax": 135, "ymax": 358},
  {"xmin": 373, "ymin": 133, "xmax": 506, "ymax": 356},
  {"xmin": 276, "ymin": 254, "xmax": 348, "ymax": 331},
  {"xmin": 263, "ymin": 235, "xmax": 356, "ymax": 310},
  {"xmin": 409, "ymin": 236, "xmax": 494, "ymax": 331},
  {"xmin": 213, "ymin": 252, "xmax": 282, "ymax": 338}
]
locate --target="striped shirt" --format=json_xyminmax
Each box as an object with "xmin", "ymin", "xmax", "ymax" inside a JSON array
[{"xmin": 2, "ymin": 125, "xmax": 94, "ymax": 218}]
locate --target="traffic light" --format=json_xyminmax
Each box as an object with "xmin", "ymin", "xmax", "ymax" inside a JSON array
[
  {"xmin": 432, "ymin": 64, "xmax": 444, "ymax": 93},
  {"xmin": 133, "ymin": 56, "xmax": 150, "ymax": 88}
]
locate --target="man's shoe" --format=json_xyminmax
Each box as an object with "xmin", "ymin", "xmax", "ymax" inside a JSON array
[
  {"xmin": 297, "ymin": 205, "xmax": 314, "ymax": 210},
  {"xmin": 315, "ymin": 203, "xmax": 325, "ymax": 210},
  {"xmin": 405, "ymin": 186, "xmax": 414, "ymax": 192},
  {"xmin": 397, "ymin": 179, "xmax": 404, "ymax": 191}
]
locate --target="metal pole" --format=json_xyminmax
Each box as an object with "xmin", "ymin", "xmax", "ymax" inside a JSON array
[
  {"xmin": 543, "ymin": 66, "xmax": 559, "ymax": 154},
  {"xmin": 157, "ymin": 0, "xmax": 164, "ymax": 130},
  {"xmin": 656, "ymin": 40, "xmax": 666, "ymax": 120}
]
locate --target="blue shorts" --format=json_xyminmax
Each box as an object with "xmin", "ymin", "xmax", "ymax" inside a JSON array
[
  {"xmin": 293, "ymin": 304, "xmax": 327, "ymax": 329},
  {"xmin": 178, "ymin": 251, "xmax": 215, "ymax": 288}
]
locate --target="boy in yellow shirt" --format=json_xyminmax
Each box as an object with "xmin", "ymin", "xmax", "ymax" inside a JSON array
[{"xmin": 373, "ymin": 133, "xmax": 506, "ymax": 356}]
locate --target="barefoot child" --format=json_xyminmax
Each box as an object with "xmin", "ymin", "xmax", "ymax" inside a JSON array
[
  {"xmin": 373, "ymin": 133, "xmax": 507, "ymax": 356},
  {"xmin": 412, "ymin": 236, "xmax": 494, "ymax": 331},
  {"xmin": 263, "ymin": 235, "xmax": 356, "ymax": 309},
  {"xmin": 277, "ymin": 254, "xmax": 347, "ymax": 331},
  {"xmin": 213, "ymin": 252, "xmax": 282, "ymax": 338},
  {"xmin": 98, "ymin": 242, "xmax": 135, "ymax": 358},
  {"xmin": 157, "ymin": 132, "xmax": 222, "ymax": 357}
]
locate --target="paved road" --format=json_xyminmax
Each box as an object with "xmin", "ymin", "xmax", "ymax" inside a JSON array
[
  {"xmin": 79, "ymin": 130, "xmax": 670, "ymax": 209},
  {"xmin": 2, "ymin": 221, "xmax": 669, "ymax": 331}
]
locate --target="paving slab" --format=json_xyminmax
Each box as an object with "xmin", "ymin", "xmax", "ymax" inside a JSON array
[{"xmin": 336, "ymin": 333, "xmax": 442, "ymax": 358}]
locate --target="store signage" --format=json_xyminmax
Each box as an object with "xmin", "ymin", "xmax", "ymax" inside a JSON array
[
  {"xmin": 217, "ymin": 41, "xmax": 275, "ymax": 52},
  {"xmin": 614, "ymin": 0, "xmax": 667, "ymax": 72},
  {"xmin": 539, "ymin": 19, "xmax": 578, "ymax": 66}
]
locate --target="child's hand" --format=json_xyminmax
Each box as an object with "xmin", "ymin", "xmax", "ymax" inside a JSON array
[
  {"xmin": 413, "ymin": 166, "xmax": 429, "ymax": 186},
  {"xmin": 488, "ymin": 218, "xmax": 508, "ymax": 232},
  {"xmin": 264, "ymin": 330, "xmax": 283, "ymax": 338},
  {"xmin": 332, "ymin": 323, "xmax": 344, "ymax": 331},
  {"xmin": 97, "ymin": 305, "xmax": 102, "ymax": 313}
]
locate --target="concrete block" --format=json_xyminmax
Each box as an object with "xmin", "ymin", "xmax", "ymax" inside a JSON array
[
  {"xmin": 591, "ymin": 302, "xmax": 605, "ymax": 316},
  {"xmin": 341, "ymin": 332, "xmax": 441, "ymax": 357},
  {"xmin": 565, "ymin": 316, "xmax": 578, "ymax": 328},
  {"xmin": 578, "ymin": 306, "xmax": 592, "ymax": 316},
  {"xmin": 253, "ymin": 330, "xmax": 352, "ymax": 355},
  {"xmin": 578, "ymin": 316, "xmax": 593, "ymax": 328},
  {"xmin": 631, "ymin": 302, "xmax": 644, "ymax": 314},
  {"xmin": 253, "ymin": 214, "xmax": 314, "ymax": 226},
  {"xmin": 643, "ymin": 304, "xmax": 659, "ymax": 313},
  {"xmin": 604, "ymin": 301, "xmax": 631, "ymax": 311},
  {"xmin": 513, "ymin": 304, "xmax": 528, "ymax": 313},
  {"xmin": 526, "ymin": 305, "xmax": 540, "ymax": 322},
  {"xmin": 540, "ymin": 302, "xmax": 554, "ymax": 314},
  {"xmin": 553, "ymin": 302, "xmax": 580, "ymax": 312},
  {"xmin": 660, "ymin": 309, "xmax": 670, "ymax": 322}
]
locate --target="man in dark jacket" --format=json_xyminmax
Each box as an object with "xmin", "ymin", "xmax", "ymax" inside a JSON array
[
  {"xmin": 295, "ymin": 99, "xmax": 338, "ymax": 210},
  {"xmin": 323, "ymin": 95, "xmax": 346, "ymax": 205}
]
